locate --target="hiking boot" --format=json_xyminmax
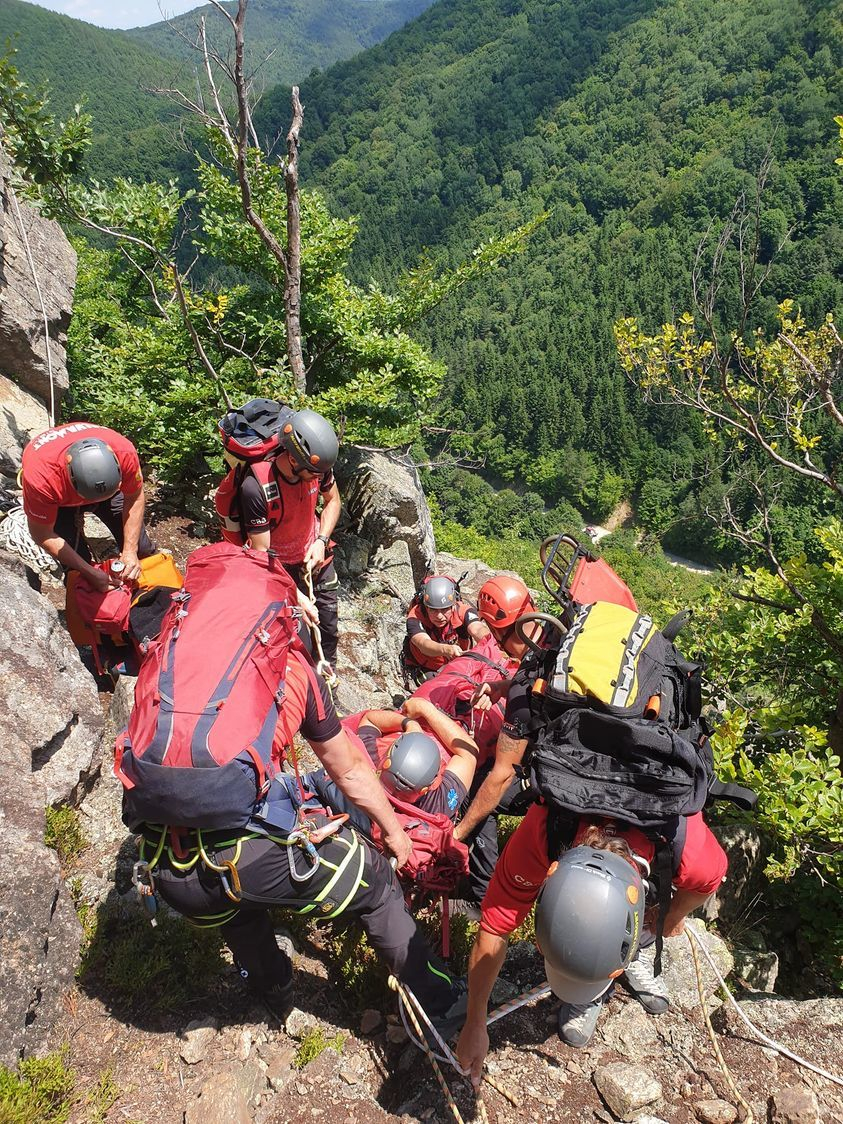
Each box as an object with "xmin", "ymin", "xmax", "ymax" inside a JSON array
[
  {"xmin": 430, "ymin": 977, "xmax": 469, "ymax": 1040},
  {"xmin": 623, "ymin": 952, "xmax": 670, "ymax": 1014},
  {"xmin": 557, "ymin": 997, "xmax": 602, "ymax": 1048},
  {"xmin": 262, "ymin": 976, "xmax": 296, "ymax": 1022},
  {"xmin": 449, "ymin": 898, "xmax": 481, "ymax": 923}
]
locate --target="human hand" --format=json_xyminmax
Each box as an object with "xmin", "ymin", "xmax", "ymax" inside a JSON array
[
  {"xmin": 456, "ymin": 1018, "xmax": 489, "ymax": 1090},
  {"xmin": 401, "ymin": 696, "xmax": 430, "ymax": 720},
  {"xmin": 120, "ymin": 549, "xmax": 141, "ymax": 583},
  {"xmin": 443, "ymin": 643, "xmax": 463, "ymax": 661},
  {"xmin": 383, "ymin": 827, "xmax": 413, "ymax": 871},
  {"xmin": 471, "ymin": 683, "xmax": 493, "ymax": 712},
  {"xmin": 303, "ymin": 538, "xmax": 327, "ymax": 572},
  {"xmin": 297, "ymin": 588, "xmax": 319, "ymax": 627},
  {"xmin": 86, "ymin": 567, "xmax": 112, "ymax": 593}
]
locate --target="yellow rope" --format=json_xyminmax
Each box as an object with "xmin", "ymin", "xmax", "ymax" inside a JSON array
[{"xmin": 687, "ymin": 929, "xmax": 754, "ymax": 1123}]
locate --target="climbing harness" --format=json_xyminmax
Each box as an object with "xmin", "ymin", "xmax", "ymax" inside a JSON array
[
  {"xmin": 0, "ymin": 506, "xmax": 59, "ymax": 574},
  {"xmin": 303, "ymin": 563, "xmax": 338, "ymax": 691}
]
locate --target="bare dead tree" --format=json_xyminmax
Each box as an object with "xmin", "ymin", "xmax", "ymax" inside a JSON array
[{"xmin": 152, "ymin": 0, "xmax": 307, "ymax": 394}]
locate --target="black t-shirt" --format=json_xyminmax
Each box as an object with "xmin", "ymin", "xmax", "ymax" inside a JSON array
[
  {"xmin": 357, "ymin": 725, "xmax": 467, "ymax": 821},
  {"xmin": 300, "ymin": 672, "xmax": 342, "ymax": 743},
  {"xmin": 501, "ymin": 676, "xmax": 533, "ymax": 741}
]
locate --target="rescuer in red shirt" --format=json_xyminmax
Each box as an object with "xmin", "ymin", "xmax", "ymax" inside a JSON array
[{"xmin": 21, "ymin": 422, "xmax": 155, "ymax": 592}]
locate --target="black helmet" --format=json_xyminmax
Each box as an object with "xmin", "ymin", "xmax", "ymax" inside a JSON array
[
  {"xmin": 380, "ymin": 731, "xmax": 441, "ymax": 796},
  {"xmin": 66, "ymin": 438, "xmax": 121, "ymax": 501},
  {"xmin": 420, "ymin": 575, "xmax": 458, "ymax": 612},
  {"xmin": 535, "ymin": 845, "xmax": 644, "ymax": 1005},
  {"xmin": 281, "ymin": 409, "xmax": 339, "ymax": 475}
]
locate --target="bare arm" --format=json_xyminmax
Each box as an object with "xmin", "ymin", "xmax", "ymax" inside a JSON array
[
  {"xmin": 304, "ymin": 482, "xmax": 341, "ymax": 571},
  {"xmin": 455, "ymin": 928, "xmax": 508, "ymax": 1088},
  {"xmin": 27, "ymin": 518, "xmax": 112, "ymax": 590},
  {"xmin": 453, "ymin": 731, "xmax": 527, "ymax": 843},
  {"xmin": 409, "ymin": 632, "xmax": 463, "ymax": 663},
  {"xmin": 248, "ymin": 528, "xmax": 271, "ymax": 551},
  {"xmin": 467, "ymin": 618, "xmax": 491, "ymax": 642},
  {"xmin": 359, "ymin": 709, "xmax": 406, "ymax": 736},
  {"xmin": 663, "ymin": 888, "xmax": 712, "ymax": 937},
  {"xmin": 119, "ymin": 488, "xmax": 145, "ymax": 580},
  {"xmin": 402, "ymin": 696, "xmax": 479, "ymax": 790},
  {"xmin": 310, "ymin": 729, "xmax": 412, "ymax": 868}
]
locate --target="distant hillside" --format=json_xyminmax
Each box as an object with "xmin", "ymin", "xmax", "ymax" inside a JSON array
[
  {"xmin": 127, "ymin": 0, "xmax": 435, "ymax": 90},
  {"xmin": 271, "ymin": 0, "xmax": 843, "ymax": 558},
  {"xmin": 0, "ymin": 0, "xmax": 196, "ymax": 182},
  {"xmin": 0, "ymin": 0, "xmax": 434, "ymax": 181}
]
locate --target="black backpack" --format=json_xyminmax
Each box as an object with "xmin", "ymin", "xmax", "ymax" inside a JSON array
[{"xmin": 520, "ymin": 601, "xmax": 755, "ymax": 968}]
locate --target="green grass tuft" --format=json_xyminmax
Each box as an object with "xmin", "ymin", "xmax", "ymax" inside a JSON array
[
  {"xmin": 44, "ymin": 806, "xmax": 87, "ymax": 866},
  {"xmin": 293, "ymin": 1027, "xmax": 346, "ymax": 1069},
  {"xmin": 0, "ymin": 1050, "xmax": 75, "ymax": 1124},
  {"xmin": 79, "ymin": 904, "xmax": 225, "ymax": 1013}
]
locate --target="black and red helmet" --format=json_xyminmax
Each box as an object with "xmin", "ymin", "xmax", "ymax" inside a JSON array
[{"xmin": 218, "ymin": 399, "xmax": 293, "ymax": 464}]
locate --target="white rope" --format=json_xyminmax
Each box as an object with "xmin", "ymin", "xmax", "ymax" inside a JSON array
[
  {"xmin": 397, "ymin": 978, "xmax": 552, "ymax": 1068},
  {"xmin": 686, "ymin": 925, "xmax": 843, "ymax": 1090},
  {"xmin": 0, "ymin": 506, "xmax": 59, "ymax": 573},
  {"xmin": 8, "ymin": 183, "xmax": 57, "ymax": 426}
]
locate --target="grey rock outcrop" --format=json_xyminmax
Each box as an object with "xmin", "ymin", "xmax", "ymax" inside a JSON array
[
  {"xmin": 700, "ymin": 824, "xmax": 769, "ymax": 929},
  {"xmin": 0, "ymin": 370, "xmax": 49, "ymax": 484},
  {"xmin": 336, "ymin": 447, "xmax": 436, "ymax": 586},
  {"xmin": 0, "ymin": 148, "xmax": 76, "ymax": 410},
  {"xmin": 0, "ymin": 551, "xmax": 104, "ymax": 1065}
]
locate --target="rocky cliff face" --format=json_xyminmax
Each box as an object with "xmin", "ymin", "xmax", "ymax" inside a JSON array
[
  {"xmin": 0, "ymin": 149, "xmax": 93, "ymax": 1067},
  {"xmin": 0, "ymin": 147, "xmax": 76, "ymax": 414}
]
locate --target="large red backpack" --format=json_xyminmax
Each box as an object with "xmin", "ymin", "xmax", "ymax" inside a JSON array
[
  {"xmin": 115, "ymin": 542, "xmax": 304, "ymax": 831},
  {"xmin": 411, "ymin": 635, "xmax": 517, "ymax": 765}
]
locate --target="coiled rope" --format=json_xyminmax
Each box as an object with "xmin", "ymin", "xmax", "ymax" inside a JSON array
[{"xmin": 0, "ymin": 506, "xmax": 58, "ymax": 573}]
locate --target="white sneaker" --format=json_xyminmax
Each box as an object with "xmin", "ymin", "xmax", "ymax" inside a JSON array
[
  {"xmin": 623, "ymin": 952, "xmax": 670, "ymax": 1014},
  {"xmin": 557, "ymin": 998, "xmax": 602, "ymax": 1048}
]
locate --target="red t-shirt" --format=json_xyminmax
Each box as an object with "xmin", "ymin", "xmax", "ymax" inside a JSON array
[
  {"xmin": 480, "ymin": 803, "xmax": 728, "ymax": 937},
  {"xmin": 240, "ymin": 466, "xmax": 335, "ymax": 565},
  {"xmin": 22, "ymin": 423, "xmax": 143, "ymax": 526}
]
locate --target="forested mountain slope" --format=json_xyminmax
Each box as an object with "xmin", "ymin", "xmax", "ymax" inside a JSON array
[
  {"xmin": 0, "ymin": 0, "xmax": 434, "ymax": 181},
  {"xmin": 271, "ymin": 0, "xmax": 842, "ymax": 557},
  {"xmin": 127, "ymin": 0, "xmax": 435, "ymax": 90},
  {"xmin": 0, "ymin": 0, "xmax": 195, "ymax": 182}
]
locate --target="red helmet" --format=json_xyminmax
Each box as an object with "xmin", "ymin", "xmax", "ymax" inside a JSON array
[{"xmin": 477, "ymin": 575, "xmax": 534, "ymax": 629}]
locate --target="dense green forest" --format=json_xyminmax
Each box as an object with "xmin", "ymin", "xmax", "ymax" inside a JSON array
[
  {"xmin": 270, "ymin": 0, "xmax": 843, "ymax": 562},
  {"xmin": 0, "ymin": 0, "xmax": 433, "ymax": 180},
  {"xmin": 127, "ymin": 0, "xmax": 434, "ymax": 88}
]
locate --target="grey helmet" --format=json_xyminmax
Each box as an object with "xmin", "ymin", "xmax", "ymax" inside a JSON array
[
  {"xmin": 420, "ymin": 575, "xmax": 458, "ymax": 612},
  {"xmin": 66, "ymin": 438, "xmax": 122, "ymax": 501},
  {"xmin": 281, "ymin": 409, "xmax": 339, "ymax": 475},
  {"xmin": 380, "ymin": 731, "xmax": 441, "ymax": 796},
  {"xmin": 535, "ymin": 845, "xmax": 644, "ymax": 1005}
]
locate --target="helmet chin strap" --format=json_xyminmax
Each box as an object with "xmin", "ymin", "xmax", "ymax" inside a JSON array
[{"xmin": 631, "ymin": 851, "xmax": 651, "ymax": 878}]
